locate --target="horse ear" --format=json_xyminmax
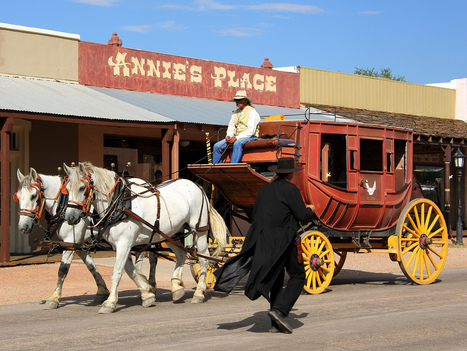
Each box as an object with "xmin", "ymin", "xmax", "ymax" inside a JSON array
[
  {"xmin": 17, "ymin": 169, "xmax": 25, "ymax": 182},
  {"xmin": 30, "ymin": 168, "xmax": 38, "ymax": 182},
  {"xmin": 63, "ymin": 163, "xmax": 71, "ymax": 176},
  {"xmin": 78, "ymin": 162, "xmax": 87, "ymax": 175}
]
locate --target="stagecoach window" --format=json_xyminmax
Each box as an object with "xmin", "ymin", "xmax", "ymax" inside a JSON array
[
  {"xmin": 320, "ymin": 134, "xmax": 347, "ymax": 189},
  {"xmin": 394, "ymin": 139, "xmax": 407, "ymax": 190},
  {"xmin": 360, "ymin": 139, "xmax": 383, "ymax": 172}
]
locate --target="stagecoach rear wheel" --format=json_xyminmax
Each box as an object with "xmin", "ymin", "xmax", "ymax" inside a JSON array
[
  {"xmin": 190, "ymin": 262, "xmax": 220, "ymax": 289},
  {"xmin": 333, "ymin": 250, "xmax": 347, "ymax": 277},
  {"xmin": 396, "ymin": 198, "xmax": 448, "ymax": 285},
  {"xmin": 301, "ymin": 231, "xmax": 335, "ymax": 294}
]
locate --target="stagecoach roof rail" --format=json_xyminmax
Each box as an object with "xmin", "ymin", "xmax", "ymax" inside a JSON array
[{"xmin": 305, "ymin": 105, "xmax": 416, "ymax": 130}]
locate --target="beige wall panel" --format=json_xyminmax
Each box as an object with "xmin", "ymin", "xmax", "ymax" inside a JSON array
[
  {"xmin": 300, "ymin": 67, "xmax": 456, "ymax": 119},
  {"xmin": 0, "ymin": 25, "xmax": 79, "ymax": 81}
]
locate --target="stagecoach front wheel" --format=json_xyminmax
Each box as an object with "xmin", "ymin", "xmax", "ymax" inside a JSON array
[
  {"xmin": 396, "ymin": 198, "xmax": 448, "ymax": 285},
  {"xmin": 301, "ymin": 231, "xmax": 335, "ymax": 294},
  {"xmin": 190, "ymin": 262, "xmax": 220, "ymax": 289}
]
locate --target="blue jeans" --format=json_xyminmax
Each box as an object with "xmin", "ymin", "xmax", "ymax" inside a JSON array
[{"xmin": 213, "ymin": 136, "xmax": 256, "ymax": 164}]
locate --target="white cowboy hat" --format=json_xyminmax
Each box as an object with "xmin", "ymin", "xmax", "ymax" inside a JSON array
[{"xmin": 232, "ymin": 90, "xmax": 252, "ymax": 102}]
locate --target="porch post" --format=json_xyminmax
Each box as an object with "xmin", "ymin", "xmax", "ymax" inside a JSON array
[
  {"xmin": 0, "ymin": 117, "xmax": 13, "ymax": 263},
  {"xmin": 161, "ymin": 126, "xmax": 174, "ymax": 180}
]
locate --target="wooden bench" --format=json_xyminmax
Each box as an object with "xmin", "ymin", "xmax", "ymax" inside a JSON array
[{"xmin": 223, "ymin": 121, "xmax": 300, "ymax": 163}]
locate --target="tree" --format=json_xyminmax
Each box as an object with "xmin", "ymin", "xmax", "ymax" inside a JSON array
[{"xmin": 354, "ymin": 67, "xmax": 407, "ymax": 82}]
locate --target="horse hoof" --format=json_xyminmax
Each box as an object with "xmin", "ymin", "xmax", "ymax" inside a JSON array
[
  {"xmin": 142, "ymin": 295, "xmax": 156, "ymax": 308},
  {"xmin": 43, "ymin": 300, "xmax": 59, "ymax": 310},
  {"xmin": 98, "ymin": 304, "xmax": 115, "ymax": 314},
  {"xmin": 172, "ymin": 289, "xmax": 185, "ymax": 302},
  {"xmin": 191, "ymin": 295, "xmax": 205, "ymax": 304},
  {"xmin": 94, "ymin": 293, "xmax": 109, "ymax": 304}
]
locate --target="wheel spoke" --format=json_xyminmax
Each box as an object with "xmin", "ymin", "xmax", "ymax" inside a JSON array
[
  {"xmin": 426, "ymin": 213, "xmax": 439, "ymax": 234},
  {"xmin": 403, "ymin": 221, "xmax": 419, "ymax": 237},
  {"xmin": 427, "ymin": 244, "xmax": 443, "ymax": 259},
  {"xmin": 426, "ymin": 250, "xmax": 439, "ymax": 271},
  {"xmin": 401, "ymin": 241, "xmax": 419, "ymax": 255},
  {"xmin": 406, "ymin": 245, "xmax": 420, "ymax": 266},
  {"xmin": 413, "ymin": 207, "xmax": 422, "ymax": 235}
]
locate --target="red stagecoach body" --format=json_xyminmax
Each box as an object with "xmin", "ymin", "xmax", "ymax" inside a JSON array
[{"xmin": 189, "ymin": 119, "xmax": 415, "ymax": 234}]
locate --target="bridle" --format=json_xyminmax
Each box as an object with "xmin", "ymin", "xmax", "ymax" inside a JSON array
[
  {"xmin": 14, "ymin": 176, "xmax": 68, "ymax": 221},
  {"xmin": 14, "ymin": 175, "xmax": 45, "ymax": 220},
  {"xmin": 66, "ymin": 167, "xmax": 96, "ymax": 216}
]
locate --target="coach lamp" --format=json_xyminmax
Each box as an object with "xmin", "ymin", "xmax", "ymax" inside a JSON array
[{"xmin": 453, "ymin": 147, "xmax": 465, "ymax": 245}]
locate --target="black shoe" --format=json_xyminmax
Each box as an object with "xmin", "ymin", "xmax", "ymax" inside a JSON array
[
  {"xmin": 269, "ymin": 321, "xmax": 280, "ymax": 333},
  {"xmin": 268, "ymin": 309, "xmax": 292, "ymax": 334}
]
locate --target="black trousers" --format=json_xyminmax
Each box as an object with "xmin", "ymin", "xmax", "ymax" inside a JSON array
[{"xmin": 269, "ymin": 241, "xmax": 305, "ymax": 316}]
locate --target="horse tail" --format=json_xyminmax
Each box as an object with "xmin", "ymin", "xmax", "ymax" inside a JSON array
[{"xmin": 209, "ymin": 206, "xmax": 228, "ymax": 257}]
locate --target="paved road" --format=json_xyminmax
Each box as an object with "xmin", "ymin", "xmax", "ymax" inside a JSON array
[{"xmin": 1, "ymin": 266, "xmax": 467, "ymax": 351}]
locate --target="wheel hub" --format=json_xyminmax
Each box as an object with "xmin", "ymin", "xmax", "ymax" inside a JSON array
[
  {"xmin": 419, "ymin": 234, "xmax": 432, "ymax": 249},
  {"xmin": 309, "ymin": 254, "xmax": 324, "ymax": 271}
]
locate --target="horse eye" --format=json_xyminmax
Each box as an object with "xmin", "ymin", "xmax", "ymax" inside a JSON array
[
  {"xmin": 79, "ymin": 185, "xmax": 86, "ymax": 192},
  {"xmin": 31, "ymin": 194, "xmax": 37, "ymax": 200}
]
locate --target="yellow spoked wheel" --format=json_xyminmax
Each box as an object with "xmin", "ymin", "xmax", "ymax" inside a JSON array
[
  {"xmin": 301, "ymin": 231, "xmax": 335, "ymax": 294},
  {"xmin": 333, "ymin": 250, "xmax": 347, "ymax": 277},
  {"xmin": 396, "ymin": 198, "xmax": 448, "ymax": 285},
  {"xmin": 190, "ymin": 262, "xmax": 221, "ymax": 289}
]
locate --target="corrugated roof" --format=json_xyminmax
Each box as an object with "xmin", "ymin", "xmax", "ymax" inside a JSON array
[
  {"xmin": 0, "ymin": 75, "xmax": 348, "ymax": 126},
  {"xmin": 89, "ymin": 85, "xmax": 307, "ymax": 126},
  {"xmin": 0, "ymin": 75, "xmax": 173, "ymax": 122}
]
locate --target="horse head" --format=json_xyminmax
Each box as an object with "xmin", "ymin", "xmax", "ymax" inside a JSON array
[
  {"xmin": 63, "ymin": 162, "xmax": 95, "ymax": 225},
  {"xmin": 15, "ymin": 168, "xmax": 44, "ymax": 234}
]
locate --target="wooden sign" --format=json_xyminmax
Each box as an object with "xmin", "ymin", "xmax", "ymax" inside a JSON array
[{"xmin": 79, "ymin": 42, "xmax": 300, "ymax": 108}]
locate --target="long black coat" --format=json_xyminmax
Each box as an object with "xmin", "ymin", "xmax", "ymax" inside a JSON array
[{"xmin": 214, "ymin": 177, "xmax": 314, "ymax": 301}]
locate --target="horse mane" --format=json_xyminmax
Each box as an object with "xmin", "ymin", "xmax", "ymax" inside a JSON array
[
  {"xmin": 18, "ymin": 175, "xmax": 33, "ymax": 190},
  {"xmin": 79, "ymin": 162, "xmax": 118, "ymax": 196}
]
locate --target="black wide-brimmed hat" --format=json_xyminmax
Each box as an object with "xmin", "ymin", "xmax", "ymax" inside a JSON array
[{"xmin": 268, "ymin": 157, "xmax": 303, "ymax": 173}]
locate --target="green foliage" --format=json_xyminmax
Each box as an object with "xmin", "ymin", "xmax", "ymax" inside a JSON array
[{"xmin": 354, "ymin": 67, "xmax": 407, "ymax": 82}]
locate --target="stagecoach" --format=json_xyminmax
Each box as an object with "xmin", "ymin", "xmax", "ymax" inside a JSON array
[{"xmin": 188, "ymin": 114, "xmax": 449, "ymax": 294}]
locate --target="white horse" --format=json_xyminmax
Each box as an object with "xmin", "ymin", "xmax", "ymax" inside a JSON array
[
  {"xmin": 63, "ymin": 162, "xmax": 227, "ymax": 314},
  {"xmin": 16, "ymin": 168, "xmax": 157, "ymax": 309},
  {"xmin": 15, "ymin": 168, "xmax": 111, "ymax": 309}
]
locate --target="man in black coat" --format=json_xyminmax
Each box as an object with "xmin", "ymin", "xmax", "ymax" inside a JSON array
[{"xmin": 214, "ymin": 157, "xmax": 315, "ymax": 334}]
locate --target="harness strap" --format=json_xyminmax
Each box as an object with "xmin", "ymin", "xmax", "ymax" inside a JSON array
[{"xmin": 122, "ymin": 207, "xmax": 223, "ymax": 263}]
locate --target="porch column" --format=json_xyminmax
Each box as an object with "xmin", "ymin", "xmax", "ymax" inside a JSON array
[
  {"xmin": 0, "ymin": 117, "xmax": 13, "ymax": 263},
  {"xmin": 161, "ymin": 126, "xmax": 174, "ymax": 180},
  {"xmin": 171, "ymin": 126, "xmax": 180, "ymax": 180}
]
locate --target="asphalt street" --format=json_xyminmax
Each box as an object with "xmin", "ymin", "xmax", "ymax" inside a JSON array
[{"xmin": 1, "ymin": 265, "xmax": 467, "ymax": 351}]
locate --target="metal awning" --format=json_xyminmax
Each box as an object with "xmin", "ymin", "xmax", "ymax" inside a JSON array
[{"xmin": 0, "ymin": 75, "xmax": 173, "ymax": 122}]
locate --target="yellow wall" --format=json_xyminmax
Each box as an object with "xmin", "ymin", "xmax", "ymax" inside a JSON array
[
  {"xmin": 300, "ymin": 67, "xmax": 456, "ymax": 119},
  {"xmin": 0, "ymin": 23, "xmax": 79, "ymax": 81}
]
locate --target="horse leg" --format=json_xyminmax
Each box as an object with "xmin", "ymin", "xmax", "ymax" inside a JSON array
[
  {"xmin": 43, "ymin": 250, "xmax": 75, "ymax": 309},
  {"xmin": 124, "ymin": 255, "xmax": 156, "ymax": 308},
  {"xmin": 99, "ymin": 246, "xmax": 131, "ymax": 314},
  {"xmin": 192, "ymin": 231, "xmax": 210, "ymax": 304},
  {"xmin": 75, "ymin": 250, "xmax": 109, "ymax": 304},
  {"xmin": 167, "ymin": 243, "xmax": 186, "ymax": 302},
  {"xmin": 147, "ymin": 251, "xmax": 158, "ymax": 294},
  {"xmin": 134, "ymin": 251, "xmax": 158, "ymax": 294}
]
